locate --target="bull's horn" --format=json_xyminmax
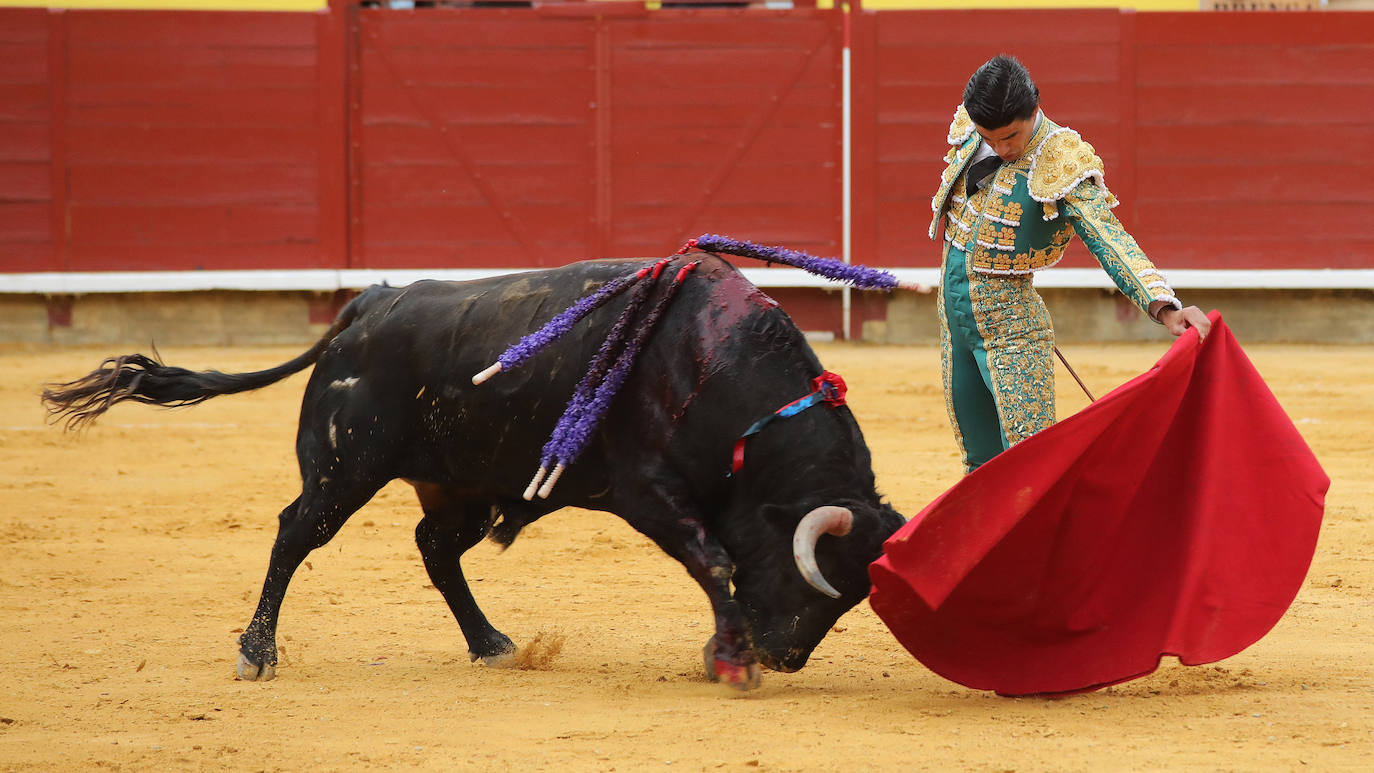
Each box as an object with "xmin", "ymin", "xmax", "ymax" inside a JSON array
[{"xmin": 792, "ymin": 506, "xmax": 853, "ymax": 599}]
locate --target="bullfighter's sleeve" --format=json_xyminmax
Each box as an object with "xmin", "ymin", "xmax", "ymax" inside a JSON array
[{"xmin": 1061, "ymin": 181, "xmax": 1181, "ymax": 317}]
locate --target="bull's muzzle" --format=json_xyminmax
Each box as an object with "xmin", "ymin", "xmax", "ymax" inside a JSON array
[{"xmin": 792, "ymin": 506, "xmax": 853, "ymax": 599}]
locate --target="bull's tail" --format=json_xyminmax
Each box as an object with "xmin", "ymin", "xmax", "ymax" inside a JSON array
[{"xmin": 42, "ymin": 290, "xmax": 374, "ymax": 431}]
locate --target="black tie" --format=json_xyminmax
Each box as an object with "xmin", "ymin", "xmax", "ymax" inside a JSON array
[{"xmin": 966, "ymin": 155, "xmax": 1000, "ymax": 194}]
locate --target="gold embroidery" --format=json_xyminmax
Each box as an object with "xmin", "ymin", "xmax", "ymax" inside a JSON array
[
  {"xmin": 966, "ymin": 269, "xmax": 1056, "ymax": 448},
  {"xmin": 1062, "ymin": 180, "xmax": 1176, "ymax": 313},
  {"xmin": 1029, "ymin": 129, "xmax": 1109, "ymax": 203},
  {"xmin": 984, "ymin": 198, "xmax": 1023, "ymax": 225},
  {"xmin": 947, "ymin": 105, "xmax": 975, "ymax": 146}
]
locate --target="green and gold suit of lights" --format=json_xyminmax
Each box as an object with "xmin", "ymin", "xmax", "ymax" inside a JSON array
[{"xmin": 929, "ymin": 106, "xmax": 1181, "ymax": 472}]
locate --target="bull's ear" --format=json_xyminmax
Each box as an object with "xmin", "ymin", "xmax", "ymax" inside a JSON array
[{"xmin": 757, "ymin": 503, "xmax": 795, "ymax": 532}]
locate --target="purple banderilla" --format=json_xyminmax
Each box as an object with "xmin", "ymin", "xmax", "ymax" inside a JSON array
[
  {"xmin": 470, "ymin": 262, "xmax": 667, "ymax": 386},
  {"xmin": 523, "ymin": 261, "xmax": 669, "ymax": 499},
  {"xmin": 689, "ymin": 233, "xmax": 899, "ymax": 291},
  {"xmin": 532, "ymin": 265, "xmax": 698, "ymax": 499}
]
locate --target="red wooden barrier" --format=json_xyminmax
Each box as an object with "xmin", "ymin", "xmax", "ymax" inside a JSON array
[
  {"xmin": 353, "ymin": 6, "xmax": 844, "ymax": 269},
  {"xmin": 0, "ymin": 10, "xmax": 56, "ymax": 272},
  {"xmin": 2, "ymin": 4, "xmax": 1372, "ymax": 276},
  {"xmin": 850, "ymin": 9, "xmax": 1374, "ymax": 272},
  {"xmin": 0, "ymin": 7, "xmax": 332, "ymax": 273}
]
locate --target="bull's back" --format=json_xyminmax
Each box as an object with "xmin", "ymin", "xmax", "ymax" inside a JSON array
[{"xmin": 306, "ymin": 256, "xmax": 818, "ymax": 495}]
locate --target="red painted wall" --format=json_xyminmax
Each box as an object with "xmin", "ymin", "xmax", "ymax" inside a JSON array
[
  {"xmin": 850, "ymin": 9, "xmax": 1374, "ymax": 271},
  {"xmin": 353, "ymin": 6, "xmax": 844, "ymax": 269},
  {"xmin": 3, "ymin": 4, "xmax": 1372, "ymax": 278},
  {"xmin": 0, "ymin": 10, "xmax": 56, "ymax": 271},
  {"xmin": 0, "ymin": 8, "xmax": 341, "ymax": 273}
]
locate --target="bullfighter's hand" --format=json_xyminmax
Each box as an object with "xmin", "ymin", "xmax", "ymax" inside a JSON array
[{"xmin": 1158, "ymin": 305, "xmax": 1211, "ymax": 341}]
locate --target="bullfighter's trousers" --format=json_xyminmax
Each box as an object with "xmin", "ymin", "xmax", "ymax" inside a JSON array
[{"xmin": 937, "ymin": 242, "xmax": 1056, "ymax": 473}]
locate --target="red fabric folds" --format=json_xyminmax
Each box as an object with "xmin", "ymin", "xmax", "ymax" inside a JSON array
[{"xmin": 869, "ymin": 312, "xmax": 1328, "ymax": 696}]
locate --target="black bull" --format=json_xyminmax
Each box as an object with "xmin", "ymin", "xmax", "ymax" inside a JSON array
[{"xmin": 43, "ymin": 255, "xmax": 906, "ymax": 690}]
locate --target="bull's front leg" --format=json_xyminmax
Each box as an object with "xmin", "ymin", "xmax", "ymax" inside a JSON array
[{"xmin": 634, "ymin": 514, "xmax": 761, "ymax": 690}]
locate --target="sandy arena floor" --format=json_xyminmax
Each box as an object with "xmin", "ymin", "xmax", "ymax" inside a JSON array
[{"xmin": 1, "ymin": 336, "xmax": 1370, "ymax": 771}]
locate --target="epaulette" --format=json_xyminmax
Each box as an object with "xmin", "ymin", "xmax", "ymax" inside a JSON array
[
  {"xmin": 947, "ymin": 104, "xmax": 975, "ymax": 146},
  {"xmin": 1027, "ymin": 127, "xmax": 1111, "ymax": 204}
]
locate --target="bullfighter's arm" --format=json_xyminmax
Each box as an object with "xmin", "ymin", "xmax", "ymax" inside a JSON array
[{"xmin": 1060, "ymin": 180, "xmax": 1181, "ymax": 319}]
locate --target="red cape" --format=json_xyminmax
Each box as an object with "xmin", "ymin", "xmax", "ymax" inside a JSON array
[{"xmin": 868, "ymin": 312, "xmax": 1328, "ymax": 696}]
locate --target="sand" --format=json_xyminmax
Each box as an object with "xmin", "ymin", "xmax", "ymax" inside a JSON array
[{"xmin": 1, "ymin": 338, "xmax": 1370, "ymax": 771}]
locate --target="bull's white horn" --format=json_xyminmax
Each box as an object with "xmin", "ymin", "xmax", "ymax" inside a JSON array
[{"xmin": 792, "ymin": 506, "xmax": 853, "ymax": 599}]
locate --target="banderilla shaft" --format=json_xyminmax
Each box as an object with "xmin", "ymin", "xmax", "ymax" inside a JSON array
[{"xmin": 1053, "ymin": 346, "xmax": 1096, "ymax": 403}]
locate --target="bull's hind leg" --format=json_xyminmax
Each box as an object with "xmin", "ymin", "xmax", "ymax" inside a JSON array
[
  {"xmin": 411, "ymin": 483, "xmax": 517, "ymax": 665},
  {"xmin": 236, "ymin": 475, "xmax": 385, "ymax": 681}
]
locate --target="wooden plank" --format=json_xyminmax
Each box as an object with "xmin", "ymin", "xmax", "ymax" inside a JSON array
[
  {"xmin": 363, "ymin": 203, "xmax": 589, "ymax": 245},
  {"xmin": 614, "ymin": 164, "xmax": 837, "ymax": 207},
  {"xmin": 0, "ymin": 124, "xmax": 49, "ymax": 163},
  {"xmin": 66, "ymin": 86, "xmax": 317, "ymax": 128},
  {"xmin": 1137, "ymin": 125, "xmax": 1374, "ymax": 165},
  {"xmin": 362, "ymin": 125, "xmax": 592, "ymax": 166},
  {"xmin": 69, "ymin": 204, "xmax": 316, "ymax": 245},
  {"xmin": 875, "ymin": 9, "xmax": 1120, "ymax": 46},
  {"xmin": 0, "ymin": 240, "xmax": 51, "ymax": 272},
  {"xmin": 0, "ymin": 8, "xmax": 48, "ymax": 44},
  {"xmin": 65, "ymin": 126, "xmax": 318, "ymax": 164},
  {"xmin": 1135, "ymin": 163, "xmax": 1355, "ymax": 204},
  {"xmin": 360, "ymin": 83, "xmax": 594, "ymax": 126},
  {"xmin": 1130, "ymin": 237, "xmax": 1374, "ymax": 271},
  {"xmin": 0, "ymin": 84, "xmax": 49, "ymax": 122},
  {"xmin": 66, "ymin": 11, "xmax": 316, "ymax": 48},
  {"xmin": 876, "ymin": 43, "xmax": 1120, "ymax": 87},
  {"xmin": 0, "ymin": 162, "xmax": 50, "ymax": 201},
  {"xmin": 1115, "ymin": 9, "xmax": 1138, "ymax": 232},
  {"xmin": 359, "ymin": 55, "xmax": 590, "ymax": 94},
  {"xmin": 1137, "ymin": 11, "xmax": 1374, "ymax": 47},
  {"xmin": 47, "ymin": 10, "xmax": 66, "ymax": 273},
  {"xmin": 365, "ymin": 162, "xmax": 590, "ymax": 206},
  {"xmin": 1136, "ymin": 201, "xmax": 1371, "ymax": 241},
  {"xmin": 613, "ymin": 15, "xmax": 831, "ymax": 48},
  {"xmin": 0, "ymin": 202, "xmax": 51, "ymax": 245},
  {"xmin": 316, "ymin": 0, "xmax": 348, "ymax": 271},
  {"xmin": 69, "ymin": 163, "xmax": 318, "ymax": 206},
  {"xmin": 367, "ymin": 15, "xmax": 591, "ymax": 50},
  {"xmin": 1137, "ymin": 43, "xmax": 1374, "ymax": 86},
  {"xmin": 0, "ymin": 42, "xmax": 47, "ymax": 81},
  {"xmin": 376, "ymin": 47, "xmax": 591, "ymax": 81},
  {"xmin": 1136, "ymin": 83, "xmax": 1374, "ymax": 125},
  {"xmin": 593, "ymin": 19, "xmax": 612, "ymax": 257},
  {"xmin": 613, "ymin": 82, "xmax": 837, "ymax": 110},
  {"xmin": 65, "ymin": 242, "xmax": 325, "ymax": 272},
  {"xmin": 67, "ymin": 47, "xmax": 317, "ymax": 89},
  {"xmin": 613, "ymin": 126, "xmax": 839, "ymax": 165}
]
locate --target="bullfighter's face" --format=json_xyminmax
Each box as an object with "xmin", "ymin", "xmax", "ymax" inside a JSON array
[{"xmin": 974, "ymin": 113, "xmax": 1038, "ymax": 162}]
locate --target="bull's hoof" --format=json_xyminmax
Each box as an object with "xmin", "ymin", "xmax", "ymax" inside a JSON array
[
  {"xmin": 709, "ymin": 659, "xmax": 762, "ymax": 691},
  {"xmin": 467, "ymin": 634, "xmax": 517, "ymax": 668},
  {"xmin": 235, "ymin": 652, "xmax": 277, "ymax": 682},
  {"xmin": 235, "ymin": 633, "xmax": 278, "ymax": 682},
  {"xmin": 702, "ymin": 639, "xmax": 762, "ymax": 691},
  {"xmin": 471, "ymin": 649, "xmax": 517, "ymax": 668}
]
